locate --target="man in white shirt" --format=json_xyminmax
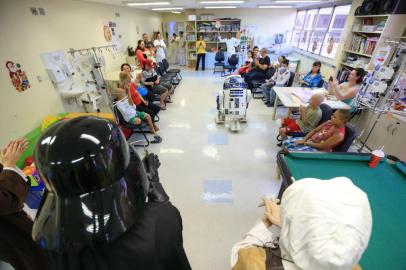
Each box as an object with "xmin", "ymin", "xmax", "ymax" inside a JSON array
[{"xmin": 218, "ymin": 32, "xmax": 240, "ymax": 63}]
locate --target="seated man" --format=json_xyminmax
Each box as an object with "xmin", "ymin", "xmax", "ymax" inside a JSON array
[
  {"xmin": 278, "ymin": 93, "xmax": 325, "ymax": 144},
  {"xmin": 142, "ymin": 62, "xmax": 172, "ymax": 110},
  {"xmin": 231, "ymin": 177, "xmax": 372, "ymax": 270},
  {"xmin": 283, "ymin": 109, "xmax": 351, "ymax": 152},
  {"xmin": 244, "ymin": 48, "xmax": 270, "ymax": 90},
  {"xmin": 113, "ymin": 83, "xmax": 162, "ymax": 144},
  {"xmin": 260, "ymin": 59, "xmax": 291, "ymax": 107}
]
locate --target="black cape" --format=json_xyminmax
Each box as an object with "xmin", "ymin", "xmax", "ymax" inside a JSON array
[{"xmin": 44, "ymin": 202, "xmax": 192, "ymax": 270}]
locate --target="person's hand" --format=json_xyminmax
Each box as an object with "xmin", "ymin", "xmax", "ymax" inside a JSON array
[
  {"xmin": 263, "ymin": 198, "xmax": 281, "ymax": 227},
  {"xmin": 295, "ymin": 139, "xmax": 305, "ymax": 145},
  {"xmin": 144, "ymin": 100, "xmax": 149, "ymax": 106},
  {"xmin": 0, "ymin": 139, "xmax": 28, "ymax": 168},
  {"xmin": 255, "ymin": 59, "xmax": 260, "ymax": 65}
]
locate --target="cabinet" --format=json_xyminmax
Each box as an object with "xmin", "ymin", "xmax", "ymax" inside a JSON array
[{"xmin": 359, "ymin": 113, "xmax": 406, "ymax": 160}]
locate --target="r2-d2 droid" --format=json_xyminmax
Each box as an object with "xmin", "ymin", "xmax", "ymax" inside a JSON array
[{"xmin": 215, "ymin": 75, "xmax": 252, "ymax": 132}]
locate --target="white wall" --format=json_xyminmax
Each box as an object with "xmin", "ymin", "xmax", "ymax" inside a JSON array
[{"xmin": 0, "ymin": 0, "xmax": 162, "ymax": 145}]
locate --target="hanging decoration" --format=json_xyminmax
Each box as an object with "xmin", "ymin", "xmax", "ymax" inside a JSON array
[
  {"xmin": 103, "ymin": 25, "xmax": 112, "ymax": 42},
  {"xmin": 5, "ymin": 61, "xmax": 31, "ymax": 92}
]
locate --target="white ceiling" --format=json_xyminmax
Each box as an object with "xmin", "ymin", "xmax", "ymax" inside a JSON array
[{"xmin": 75, "ymin": 0, "xmax": 350, "ymax": 11}]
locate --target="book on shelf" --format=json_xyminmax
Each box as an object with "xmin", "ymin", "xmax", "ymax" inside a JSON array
[{"xmin": 348, "ymin": 35, "xmax": 378, "ymax": 55}]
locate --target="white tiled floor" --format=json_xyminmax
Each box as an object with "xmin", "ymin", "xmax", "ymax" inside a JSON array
[{"xmin": 133, "ymin": 69, "xmax": 284, "ymax": 270}]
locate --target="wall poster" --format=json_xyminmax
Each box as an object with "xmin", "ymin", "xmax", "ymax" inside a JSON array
[{"xmin": 5, "ymin": 61, "xmax": 31, "ymax": 92}]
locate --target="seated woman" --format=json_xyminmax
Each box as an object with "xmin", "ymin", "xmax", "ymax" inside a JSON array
[
  {"xmin": 237, "ymin": 50, "xmax": 253, "ymax": 76},
  {"xmin": 273, "ymin": 55, "xmax": 286, "ymax": 70},
  {"xmin": 121, "ymin": 63, "xmax": 155, "ymax": 102},
  {"xmin": 136, "ymin": 39, "xmax": 154, "ymax": 70},
  {"xmin": 112, "ymin": 82, "xmax": 162, "ymax": 144},
  {"xmin": 260, "ymin": 59, "xmax": 291, "ymax": 107},
  {"xmin": 299, "ymin": 61, "xmax": 323, "ymax": 88},
  {"xmin": 283, "ymin": 109, "xmax": 351, "ymax": 152},
  {"xmin": 142, "ymin": 62, "xmax": 172, "ymax": 110},
  {"xmin": 328, "ymin": 68, "xmax": 365, "ymax": 109},
  {"xmin": 231, "ymin": 177, "xmax": 372, "ymax": 270},
  {"xmin": 119, "ymin": 71, "xmax": 160, "ymax": 121},
  {"xmin": 145, "ymin": 42, "xmax": 157, "ymax": 64}
]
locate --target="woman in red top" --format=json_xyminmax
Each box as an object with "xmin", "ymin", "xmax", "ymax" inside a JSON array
[
  {"xmin": 119, "ymin": 67, "xmax": 160, "ymax": 120},
  {"xmin": 136, "ymin": 40, "xmax": 154, "ymax": 70}
]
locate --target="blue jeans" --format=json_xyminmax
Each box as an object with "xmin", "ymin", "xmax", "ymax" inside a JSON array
[{"xmin": 260, "ymin": 83, "xmax": 276, "ymax": 104}]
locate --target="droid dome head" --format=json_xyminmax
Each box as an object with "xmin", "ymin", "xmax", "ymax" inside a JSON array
[{"xmin": 223, "ymin": 75, "xmax": 247, "ymax": 90}]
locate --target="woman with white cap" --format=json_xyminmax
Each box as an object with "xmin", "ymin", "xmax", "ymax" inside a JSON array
[{"xmin": 231, "ymin": 177, "xmax": 372, "ymax": 270}]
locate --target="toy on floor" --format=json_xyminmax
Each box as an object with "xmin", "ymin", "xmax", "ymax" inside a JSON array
[{"xmin": 215, "ymin": 75, "xmax": 251, "ymax": 132}]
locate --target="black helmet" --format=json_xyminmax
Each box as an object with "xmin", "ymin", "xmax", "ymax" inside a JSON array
[{"xmin": 32, "ymin": 116, "xmax": 148, "ymax": 251}]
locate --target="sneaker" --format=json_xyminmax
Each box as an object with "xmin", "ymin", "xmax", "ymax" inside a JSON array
[
  {"xmin": 151, "ymin": 135, "xmax": 162, "ymax": 144},
  {"xmin": 266, "ymin": 102, "xmax": 273, "ymax": 107}
]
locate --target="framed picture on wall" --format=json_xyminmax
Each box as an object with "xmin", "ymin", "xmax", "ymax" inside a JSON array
[
  {"xmin": 298, "ymin": 30, "xmax": 310, "ymax": 50},
  {"xmin": 308, "ymin": 31, "xmax": 325, "ymax": 54},
  {"xmin": 320, "ymin": 31, "xmax": 341, "ymax": 58},
  {"xmin": 291, "ymin": 30, "xmax": 301, "ymax": 47}
]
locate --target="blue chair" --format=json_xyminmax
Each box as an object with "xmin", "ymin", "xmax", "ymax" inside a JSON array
[
  {"xmin": 221, "ymin": 54, "xmax": 239, "ymax": 77},
  {"xmin": 333, "ymin": 123, "xmax": 358, "ymax": 152},
  {"xmin": 213, "ymin": 51, "xmax": 225, "ymax": 74}
]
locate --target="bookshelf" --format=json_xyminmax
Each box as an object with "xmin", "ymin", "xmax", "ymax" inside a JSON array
[
  {"xmin": 184, "ymin": 18, "xmax": 241, "ymax": 68},
  {"xmin": 338, "ymin": 14, "xmax": 406, "ymax": 81}
]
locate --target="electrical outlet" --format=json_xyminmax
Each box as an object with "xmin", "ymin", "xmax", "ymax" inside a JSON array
[
  {"xmin": 30, "ymin": 7, "xmax": 38, "ymax": 15},
  {"xmin": 38, "ymin": 7, "xmax": 46, "ymax": 15}
]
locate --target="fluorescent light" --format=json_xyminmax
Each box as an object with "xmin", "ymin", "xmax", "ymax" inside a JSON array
[
  {"xmin": 200, "ymin": 1, "xmax": 244, "ymax": 3},
  {"xmin": 204, "ymin": 6, "xmax": 237, "ymax": 8},
  {"xmin": 275, "ymin": 0, "xmax": 320, "ymax": 2},
  {"xmin": 171, "ymin": 11, "xmax": 181, "ymax": 13},
  {"xmin": 258, "ymin": 5, "xmax": 294, "ymax": 8},
  {"xmin": 127, "ymin": 2, "xmax": 170, "ymax": 6},
  {"xmin": 152, "ymin": 7, "xmax": 184, "ymax": 10}
]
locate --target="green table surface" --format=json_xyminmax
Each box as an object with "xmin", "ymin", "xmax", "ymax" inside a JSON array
[{"xmin": 281, "ymin": 152, "xmax": 406, "ymax": 270}]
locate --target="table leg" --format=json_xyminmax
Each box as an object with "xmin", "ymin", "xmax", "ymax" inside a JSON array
[
  {"xmin": 287, "ymin": 107, "xmax": 292, "ymax": 119},
  {"xmin": 272, "ymin": 96, "xmax": 279, "ymax": 120},
  {"xmin": 276, "ymin": 164, "xmax": 281, "ymax": 180}
]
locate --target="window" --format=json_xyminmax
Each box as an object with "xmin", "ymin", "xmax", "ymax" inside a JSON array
[{"xmin": 291, "ymin": 5, "xmax": 350, "ymax": 59}]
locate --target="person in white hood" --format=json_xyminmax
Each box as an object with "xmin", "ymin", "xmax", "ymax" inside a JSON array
[{"xmin": 231, "ymin": 177, "xmax": 372, "ymax": 270}]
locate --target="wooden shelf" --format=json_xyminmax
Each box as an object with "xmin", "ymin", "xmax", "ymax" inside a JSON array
[
  {"xmin": 355, "ymin": 14, "xmax": 389, "ymax": 18},
  {"xmin": 197, "ymin": 31, "xmax": 239, "ymax": 33},
  {"xmin": 345, "ymin": 50, "xmax": 372, "ymax": 58},
  {"xmin": 352, "ymin": 30, "xmax": 382, "ymax": 35},
  {"xmin": 341, "ymin": 62, "xmax": 355, "ymax": 69}
]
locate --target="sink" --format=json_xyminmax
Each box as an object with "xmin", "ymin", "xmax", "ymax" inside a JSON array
[{"xmin": 60, "ymin": 89, "xmax": 86, "ymax": 98}]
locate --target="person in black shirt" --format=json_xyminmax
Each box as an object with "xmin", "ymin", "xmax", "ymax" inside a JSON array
[{"xmin": 244, "ymin": 48, "xmax": 271, "ymax": 89}]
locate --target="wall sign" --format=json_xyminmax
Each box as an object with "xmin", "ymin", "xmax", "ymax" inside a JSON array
[{"xmin": 5, "ymin": 61, "xmax": 31, "ymax": 92}]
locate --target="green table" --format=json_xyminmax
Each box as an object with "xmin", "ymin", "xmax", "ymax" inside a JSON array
[{"xmin": 277, "ymin": 151, "xmax": 406, "ymax": 270}]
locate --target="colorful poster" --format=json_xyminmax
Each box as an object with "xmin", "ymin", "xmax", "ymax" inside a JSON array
[{"xmin": 5, "ymin": 61, "xmax": 31, "ymax": 92}]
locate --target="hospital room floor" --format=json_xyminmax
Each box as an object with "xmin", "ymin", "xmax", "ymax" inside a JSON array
[{"xmin": 133, "ymin": 69, "xmax": 283, "ymax": 270}]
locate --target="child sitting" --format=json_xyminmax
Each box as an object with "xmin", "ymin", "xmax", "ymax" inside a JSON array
[
  {"xmin": 112, "ymin": 79, "xmax": 162, "ymax": 144},
  {"xmin": 119, "ymin": 71, "xmax": 160, "ymax": 121},
  {"xmin": 283, "ymin": 109, "xmax": 351, "ymax": 152},
  {"xmin": 278, "ymin": 93, "xmax": 325, "ymax": 144}
]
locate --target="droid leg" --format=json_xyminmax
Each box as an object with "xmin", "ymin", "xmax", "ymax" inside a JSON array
[
  {"xmin": 215, "ymin": 111, "xmax": 225, "ymax": 124},
  {"xmin": 230, "ymin": 119, "xmax": 241, "ymax": 132}
]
